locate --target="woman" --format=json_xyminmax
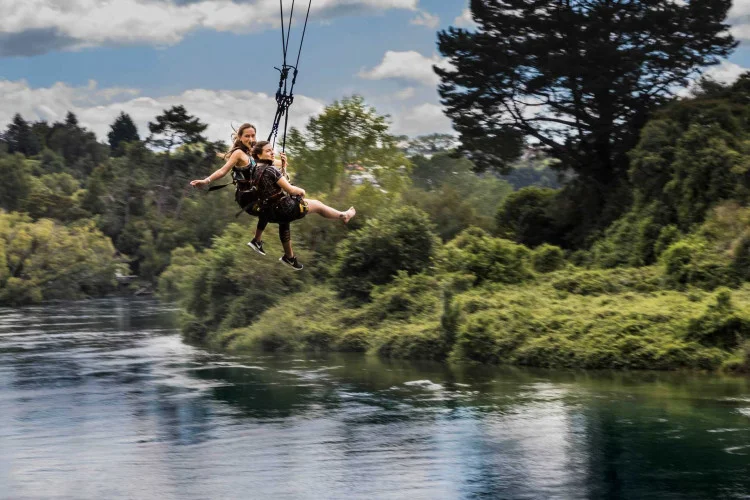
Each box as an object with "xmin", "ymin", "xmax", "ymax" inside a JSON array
[
  {"xmin": 248, "ymin": 140, "xmax": 355, "ymax": 270},
  {"xmin": 190, "ymin": 123, "xmax": 284, "ymax": 252}
]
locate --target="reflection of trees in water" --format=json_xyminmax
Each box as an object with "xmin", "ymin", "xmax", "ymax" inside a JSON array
[
  {"xmin": 7, "ymin": 299, "xmax": 750, "ymax": 498},
  {"xmin": 580, "ymin": 387, "xmax": 750, "ymax": 499}
]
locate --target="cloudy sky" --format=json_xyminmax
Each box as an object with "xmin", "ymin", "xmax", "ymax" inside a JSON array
[{"xmin": 1, "ymin": 0, "xmax": 750, "ymax": 144}]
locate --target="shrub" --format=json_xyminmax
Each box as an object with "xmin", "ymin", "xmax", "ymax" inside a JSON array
[
  {"xmin": 661, "ymin": 238, "xmax": 736, "ymax": 290},
  {"xmin": 531, "ymin": 244, "xmax": 565, "ymax": 273},
  {"xmin": 495, "ymin": 186, "xmax": 561, "ymax": 246},
  {"xmin": 551, "ymin": 267, "xmax": 661, "ymax": 296},
  {"xmin": 440, "ymin": 227, "xmax": 533, "ymax": 285},
  {"xmin": 368, "ymin": 272, "xmax": 442, "ymax": 322},
  {"xmin": 158, "ymin": 223, "xmax": 307, "ymax": 332},
  {"xmin": 686, "ymin": 288, "xmax": 750, "ymax": 349},
  {"xmin": 333, "ymin": 206, "xmax": 440, "ymax": 301}
]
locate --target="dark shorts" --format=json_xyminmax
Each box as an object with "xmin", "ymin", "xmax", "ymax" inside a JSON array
[{"xmin": 262, "ymin": 195, "xmax": 308, "ymax": 223}]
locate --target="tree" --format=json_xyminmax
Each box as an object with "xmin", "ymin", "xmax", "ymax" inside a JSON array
[
  {"xmin": 629, "ymin": 74, "xmax": 750, "ymax": 229},
  {"xmin": 147, "ymin": 106, "xmax": 208, "ymax": 214},
  {"xmin": 108, "ymin": 112, "xmax": 140, "ymax": 156},
  {"xmin": 147, "ymin": 105, "xmax": 207, "ymax": 153},
  {"xmin": 45, "ymin": 113, "xmax": 108, "ymax": 177},
  {"xmin": 405, "ymin": 133, "xmax": 458, "ymax": 157},
  {"xmin": 0, "ymin": 214, "xmax": 118, "ymax": 305},
  {"xmin": 496, "ymin": 187, "xmax": 563, "ymax": 247},
  {"xmin": 286, "ymin": 95, "xmax": 408, "ymax": 192},
  {"xmin": 0, "ymin": 154, "xmax": 31, "ymax": 211},
  {"xmin": 437, "ymin": 0, "xmax": 736, "ymax": 187},
  {"xmin": 4, "ymin": 114, "xmax": 41, "ymax": 156}
]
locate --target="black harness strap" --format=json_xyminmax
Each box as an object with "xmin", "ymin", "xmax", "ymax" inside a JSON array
[{"xmin": 234, "ymin": 164, "xmax": 268, "ymax": 217}]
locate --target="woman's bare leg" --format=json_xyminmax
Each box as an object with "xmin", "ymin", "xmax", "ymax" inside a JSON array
[{"xmin": 306, "ymin": 199, "xmax": 356, "ymax": 223}]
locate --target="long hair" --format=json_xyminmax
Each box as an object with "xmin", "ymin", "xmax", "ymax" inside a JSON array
[
  {"xmin": 220, "ymin": 122, "xmax": 256, "ymax": 159},
  {"xmin": 252, "ymin": 140, "xmax": 273, "ymax": 164}
]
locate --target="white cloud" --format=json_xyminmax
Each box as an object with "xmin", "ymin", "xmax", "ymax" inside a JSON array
[
  {"xmin": 724, "ymin": 0, "xmax": 750, "ymax": 40},
  {"xmin": 0, "ymin": 79, "xmax": 453, "ymax": 143},
  {"xmin": 388, "ymin": 102, "xmax": 453, "ymax": 137},
  {"xmin": 453, "ymin": 7, "xmax": 477, "ymax": 29},
  {"xmin": 358, "ymin": 50, "xmax": 452, "ymax": 86},
  {"xmin": 676, "ymin": 60, "xmax": 750, "ymax": 96},
  {"xmin": 703, "ymin": 60, "xmax": 748, "ymax": 84},
  {"xmin": 0, "ymin": 79, "xmax": 325, "ymax": 144},
  {"xmin": 410, "ymin": 10, "xmax": 439, "ymax": 29},
  {"xmin": 730, "ymin": 0, "xmax": 750, "ymax": 18},
  {"xmin": 394, "ymin": 87, "xmax": 416, "ymax": 100},
  {"xmin": 0, "ymin": 0, "xmax": 419, "ymax": 56}
]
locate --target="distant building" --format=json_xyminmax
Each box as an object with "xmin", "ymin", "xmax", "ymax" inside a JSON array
[{"xmin": 345, "ymin": 163, "xmax": 382, "ymax": 189}]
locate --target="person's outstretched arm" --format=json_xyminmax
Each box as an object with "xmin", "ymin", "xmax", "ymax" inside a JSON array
[{"xmin": 190, "ymin": 149, "xmax": 244, "ymax": 188}]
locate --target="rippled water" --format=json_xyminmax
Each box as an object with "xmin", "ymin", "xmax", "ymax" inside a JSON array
[{"xmin": 1, "ymin": 298, "xmax": 750, "ymax": 499}]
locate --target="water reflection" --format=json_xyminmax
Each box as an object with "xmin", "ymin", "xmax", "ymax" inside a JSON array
[{"xmin": 1, "ymin": 298, "xmax": 749, "ymax": 499}]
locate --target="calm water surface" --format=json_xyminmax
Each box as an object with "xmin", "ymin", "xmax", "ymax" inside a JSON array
[{"xmin": 1, "ymin": 298, "xmax": 750, "ymax": 499}]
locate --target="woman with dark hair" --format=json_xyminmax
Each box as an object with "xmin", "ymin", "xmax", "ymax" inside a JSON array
[{"xmin": 249, "ymin": 140, "xmax": 355, "ymax": 270}]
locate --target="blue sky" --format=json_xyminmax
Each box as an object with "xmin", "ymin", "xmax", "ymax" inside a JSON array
[{"xmin": 2, "ymin": 0, "xmax": 750, "ymax": 143}]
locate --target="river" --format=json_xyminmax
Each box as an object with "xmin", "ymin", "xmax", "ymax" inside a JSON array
[{"xmin": 1, "ymin": 298, "xmax": 749, "ymax": 499}]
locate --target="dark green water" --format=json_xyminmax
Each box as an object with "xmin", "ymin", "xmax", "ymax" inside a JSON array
[{"xmin": 1, "ymin": 298, "xmax": 749, "ymax": 499}]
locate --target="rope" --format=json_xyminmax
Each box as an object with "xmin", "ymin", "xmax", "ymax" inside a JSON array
[{"xmin": 267, "ymin": 0, "xmax": 312, "ymax": 152}]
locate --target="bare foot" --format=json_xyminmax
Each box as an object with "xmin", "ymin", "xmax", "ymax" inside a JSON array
[{"xmin": 341, "ymin": 207, "xmax": 356, "ymax": 224}]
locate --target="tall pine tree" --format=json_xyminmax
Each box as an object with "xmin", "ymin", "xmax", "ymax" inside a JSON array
[
  {"xmin": 147, "ymin": 106, "xmax": 208, "ymax": 214},
  {"xmin": 4, "ymin": 114, "xmax": 41, "ymax": 156},
  {"xmin": 108, "ymin": 112, "xmax": 140, "ymax": 157},
  {"xmin": 437, "ymin": 0, "xmax": 736, "ymax": 242}
]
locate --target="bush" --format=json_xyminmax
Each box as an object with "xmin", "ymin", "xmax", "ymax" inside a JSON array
[
  {"xmin": 661, "ymin": 238, "xmax": 736, "ymax": 290},
  {"xmin": 591, "ymin": 208, "xmax": 664, "ymax": 268},
  {"xmin": 495, "ymin": 186, "xmax": 561, "ymax": 247},
  {"xmin": 654, "ymin": 225, "xmax": 681, "ymax": 258},
  {"xmin": 368, "ymin": 272, "xmax": 442, "ymax": 322},
  {"xmin": 551, "ymin": 267, "xmax": 661, "ymax": 296},
  {"xmin": 439, "ymin": 227, "xmax": 533, "ymax": 285},
  {"xmin": 333, "ymin": 206, "xmax": 440, "ymax": 301},
  {"xmin": 531, "ymin": 244, "xmax": 565, "ymax": 273},
  {"xmin": 158, "ymin": 223, "xmax": 308, "ymax": 332},
  {"xmin": 686, "ymin": 288, "xmax": 750, "ymax": 349},
  {"xmin": 373, "ymin": 321, "xmax": 448, "ymax": 360}
]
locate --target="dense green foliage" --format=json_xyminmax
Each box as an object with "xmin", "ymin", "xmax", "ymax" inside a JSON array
[
  {"xmin": 438, "ymin": 0, "xmax": 736, "ymax": 244},
  {"xmin": 0, "ymin": 213, "xmax": 118, "ymax": 305},
  {"xmin": 6, "ymin": 55, "xmax": 750, "ymax": 374},
  {"xmin": 332, "ymin": 207, "xmax": 441, "ymax": 301}
]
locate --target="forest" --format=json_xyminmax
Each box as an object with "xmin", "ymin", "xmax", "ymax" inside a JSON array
[{"xmin": 3, "ymin": 0, "xmax": 750, "ymax": 372}]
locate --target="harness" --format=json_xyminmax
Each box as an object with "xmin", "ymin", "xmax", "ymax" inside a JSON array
[{"xmin": 233, "ymin": 163, "xmax": 286, "ymax": 217}]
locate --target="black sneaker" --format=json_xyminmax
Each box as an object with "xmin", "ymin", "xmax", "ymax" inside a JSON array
[
  {"xmin": 247, "ymin": 239, "xmax": 266, "ymax": 256},
  {"xmin": 279, "ymin": 254, "xmax": 303, "ymax": 271}
]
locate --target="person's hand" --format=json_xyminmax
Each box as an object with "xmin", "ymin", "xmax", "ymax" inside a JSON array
[
  {"xmin": 280, "ymin": 152, "xmax": 287, "ymax": 168},
  {"xmin": 190, "ymin": 178, "xmax": 209, "ymax": 188},
  {"xmin": 296, "ymin": 187, "xmax": 306, "ymax": 198}
]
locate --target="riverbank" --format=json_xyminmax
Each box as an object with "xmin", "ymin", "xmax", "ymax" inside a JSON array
[{"xmin": 196, "ymin": 266, "xmax": 750, "ymax": 373}]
